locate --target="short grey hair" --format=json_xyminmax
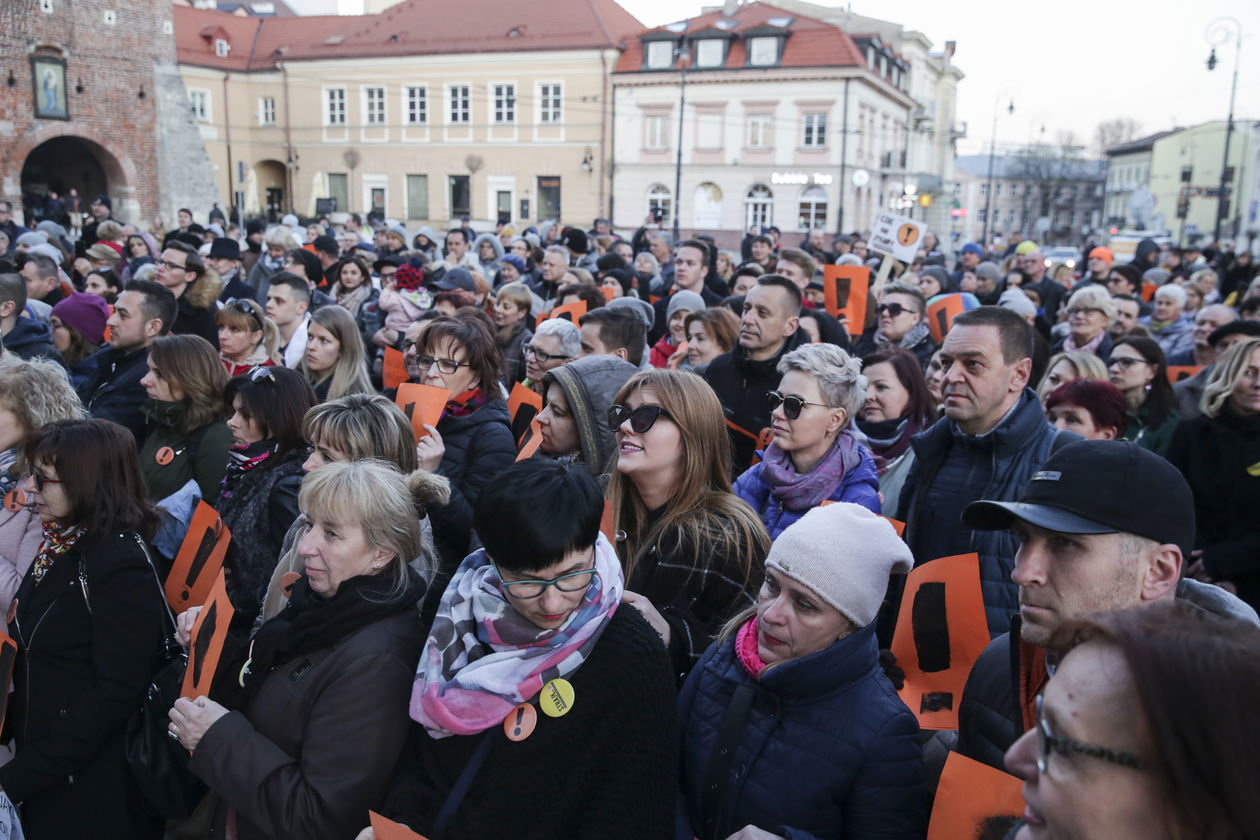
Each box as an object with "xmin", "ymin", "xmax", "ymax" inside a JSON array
[
  {"xmin": 777, "ymin": 343, "xmax": 867, "ymax": 424},
  {"xmin": 836, "ymin": 254, "xmax": 863, "ymax": 267},
  {"xmin": 1154, "ymin": 284, "xmax": 1186, "ymax": 308},
  {"xmin": 544, "ymin": 244, "xmax": 570, "ymax": 263},
  {"xmin": 533, "ymin": 316, "xmax": 581, "ymax": 357},
  {"xmin": 1066, "ymin": 284, "xmax": 1117, "ymax": 321},
  {"xmin": 634, "ymin": 251, "xmax": 660, "ymax": 274},
  {"xmin": 264, "ymin": 226, "xmax": 301, "ymax": 251},
  {"xmin": 650, "ymin": 232, "xmax": 672, "ymax": 247}
]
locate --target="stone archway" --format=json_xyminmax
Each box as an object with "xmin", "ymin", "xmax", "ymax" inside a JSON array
[
  {"xmin": 254, "ymin": 159, "xmax": 287, "ymax": 222},
  {"xmin": 17, "ymin": 133, "xmax": 135, "ymax": 225}
]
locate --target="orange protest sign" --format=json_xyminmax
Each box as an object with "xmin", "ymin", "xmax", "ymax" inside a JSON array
[
  {"xmin": 181, "ymin": 571, "xmax": 234, "ymax": 699},
  {"xmin": 395, "ymin": 383, "xmax": 450, "ymax": 441},
  {"xmin": 0, "ymin": 631, "xmax": 16, "ymax": 733},
  {"xmin": 535, "ymin": 300, "xmax": 587, "ymax": 328},
  {"xmin": 164, "ymin": 501, "xmax": 231, "ymax": 611},
  {"xmin": 926, "ymin": 294, "xmax": 967, "ymax": 345},
  {"xmin": 382, "ymin": 347, "xmax": 409, "ymax": 390},
  {"xmin": 927, "ymin": 751, "xmax": 1024, "ymax": 840},
  {"xmin": 515, "ymin": 417, "xmax": 543, "ymax": 461},
  {"xmin": 1166, "ymin": 365, "xmax": 1203, "ymax": 384},
  {"xmin": 883, "ymin": 516, "xmax": 907, "ymax": 537},
  {"xmin": 822, "ymin": 265, "xmax": 870, "ymax": 330},
  {"xmin": 599, "ymin": 499, "xmax": 615, "ymax": 543},
  {"xmin": 508, "ymin": 382, "xmax": 543, "ymax": 426},
  {"xmin": 890, "ymin": 552, "xmax": 991, "ymax": 730},
  {"xmin": 369, "ymin": 811, "xmax": 428, "ymax": 840},
  {"xmin": 668, "ymin": 341, "xmax": 689, "ymax": 369}
]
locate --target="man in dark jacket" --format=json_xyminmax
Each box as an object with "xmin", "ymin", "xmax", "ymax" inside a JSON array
[
  {"xmin": 895, "ymin": 307, "xmax": 1075, "ymax": 637},
  {"xmin": 953, "ymin": 440, "xmax": 1258, "ymax": 771},
  {"xmin": 648, "ymin": 239, "xmax": 724, "ymax": 344},
  {"xmin": 156, "ymin": 241, "xmax": 221, "ymax": 347},
  {"xmin": 0, "ymin": 272, "xmax": 61, "ymax": 362},
  {"xmin": 704, "ymin": 275, "xmax": 809, "ymax": 472},
  {"xmin": 76, "ymin": 280, "xmax": 176, "ymax": 445}
]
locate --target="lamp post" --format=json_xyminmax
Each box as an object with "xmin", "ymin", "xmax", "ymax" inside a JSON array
[
  {"xmin": 981, "ymin": 94, "xmax": 1014, "ymax": 254},
  {"xmin": 1205, "ymin": 17, "xmax": 1241, "ymax": 244},
  {"xmin": 672, "ymin": 41, "xmax": 690, "ymax": 243}
]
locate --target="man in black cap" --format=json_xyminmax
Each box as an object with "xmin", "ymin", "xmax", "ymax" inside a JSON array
[
  {"xmin": 242, "ymin": 218, "xmax": 266, "ymax": 275},
  {"xmin": 560, "ymin": 227, "xmax": 597, "ymax": 272},
  {"xmin": 953, "ymin": 439, "xmax": 1258, "ymax": 771},
  {"xmin": 207, "ymin": 237, "xmax": 255, "ymax": 302}
]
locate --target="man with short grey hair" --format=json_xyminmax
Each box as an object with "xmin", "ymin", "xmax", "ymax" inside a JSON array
[
  {"xmin": 1167, "ymin": 303, "xmax": 1236, "ymax": 367},
  {"xmin": 528, "ymin": 245, "xmax": 572, "ymax": 304}
]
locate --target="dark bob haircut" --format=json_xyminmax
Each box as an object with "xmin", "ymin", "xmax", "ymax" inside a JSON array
[
  {"xmin": 223, "ymin": 365, "xmax": 317, "ymax": 456},
  {"xmin": 474, "ymin": 459, "xmax": 602, "ymax": 574},
  {"xmin": 418, "ymin": 315, "xmax": 504, "ymax": 396},
  {"xmin": 25, "ymin": 418, "xmax": 159, "ymax": 544},
  {"xmin": 860, "ymin": 348, "xmax": 937, "ymax": 428}
]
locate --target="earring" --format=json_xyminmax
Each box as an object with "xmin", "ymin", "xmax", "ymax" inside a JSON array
[{"xmin": 1144, "ymin": 381, "xmax": 1153, "ymax": 392}]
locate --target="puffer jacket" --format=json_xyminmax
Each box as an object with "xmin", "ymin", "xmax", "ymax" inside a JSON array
[
  {"xmin": 545, "ymin": 354, "xmax": 640, "ymax": 477},
  {"xmin": 678, "ymin": 621, "xmax": 926, "ymax": 840},
  {"xmin": 896, "ymin": 390, "xmax": 1076, "ymax": 636}
]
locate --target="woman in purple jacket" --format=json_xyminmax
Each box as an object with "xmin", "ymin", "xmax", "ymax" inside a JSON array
[{"xmin": 734, "ymin": 343, "xmax": 880, "ymax": 539}]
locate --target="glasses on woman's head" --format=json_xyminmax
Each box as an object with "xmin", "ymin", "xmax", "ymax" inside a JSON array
[
  {"xmin": 1108, "ymin": 356, "xmax": 1146, "ymax": 370},
  {"xmin": 522, "ymin": 342, "xmax": 571, "ymax": 365},
  {"xmin": 28, "ymin": 471, "xmax": 61, "ymax": 492},
  {"xmin": 248, "ymin": 366, "xmax": 276, "ymax": 383},
  {"xmin": 1035, "ymin": 693, "xmax": 1144, "ymax": 774},
  {"xmin": 493, "ymin": 559, "xmax": 599, "ymax": 599},
  {"xmin": 415, "ymin": 355, "xmax": 470, "ymax": 375},
  {"xmin": 226, "ymin": 299, "xmax": 263, "ymax": 330},
  {"xmin": 767, "ymin": 390, "xmax": 832, "ymax": 420},
  {"xmin": 608, "ymin": 403, "xmax": 672, "ymax": 433}
]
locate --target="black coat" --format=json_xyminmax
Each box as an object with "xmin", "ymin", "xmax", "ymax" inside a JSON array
[
  {"xmin": 75, "ymin": 345, "xmax": 151, "ymax": 445},
  {"xmin": 0, "ymin": 532, "xmax": 167, "ymax": 839}
]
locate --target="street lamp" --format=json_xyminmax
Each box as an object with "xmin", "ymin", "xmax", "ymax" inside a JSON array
[
  {"xmin": 981, "ymin": 94, "xmax": 1015, "ymax": 253},
  {"xmin": 1205, "ymin": 17, "xmax": 1241, "ymax": 244},
  {"xmin": 671, "ymin": 41, "xmax": 691, "ymax": 243}
]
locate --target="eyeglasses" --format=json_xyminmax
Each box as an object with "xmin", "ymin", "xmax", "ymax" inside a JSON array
[
  {"xmin": 248, "ymin": 366, "xmax": 276, "ymax": 383},
  {"xmin": 226, "ymin": 299, "xmax": 263, "ymax": 331},
  {"xmin": 1108, "ymin": 356, "xmax": 1147, "ymax": 370},
  {"xmin": 1067, "ymin": 307, "xmax": 1105, "ymax": 317},
  {"xmin": 876, "ymin": 302, "xmax": 907, "ymax": 317},
  {"xmin": 492, "ymin": 558, "xmax": 599, "ymax": 599},
  {"xmin": 28, "ymin": 471, "xmax": 61, "ymax": 492},
  {"xmin": 1035, "ymin": 694, "xmax": 1144, "ymax": 773},
  {"xmin": 415, "ymin": 355, "xmax": 470, "ymax": 375},
  {"xmin": 158, "ymin": 259, "xmax": 187, "ymax": 271},
  {"xmin": 608, "ymin": 403, "xmax": 672, "ymax": 433},
  {"xmin": 767, "ymin": 390, "xmax": 833, "ymax": 420},
  {"xmin": 522, "ymin": 342, "xmax": 572, "ymax": 364}
]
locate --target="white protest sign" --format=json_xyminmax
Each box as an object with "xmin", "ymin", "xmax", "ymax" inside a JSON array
[{"xmin": 869, "ymin": 212, "xmax": 925, "ymax": 263}]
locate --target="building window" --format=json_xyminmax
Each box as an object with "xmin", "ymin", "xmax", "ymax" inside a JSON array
[
  {"xmin": 406, "ymin": 86, "xmax": 427, "ymax": 125},
  {"xmin": 745, "ymin": 183, "xmax": 773, "ymax": 228},
  {"xmin": 695, "ymin": 39, "xmax": 724, "ymax": 68},
  {"xmin": 494, "ymin": 84, "xmax": 515, "ymax": 124},
  {"xmin": 325, "ymin": 88, "xmax": 346, "ymax": 126},
  {"xmin": 364, "ymin": 86, "xmax": 386, "ymax": 126},
  {"xmin": 449, "ymin": 85, "xmax": 470, "ymax": 124},
  {"xmin": 537, "ymin": 176, "xmax": 561, "ymax": 221},
  {"xmin": 802, "ymin": 113, "xmax": 826, "ymax": 148},
  {"xmin": 994, "ymin": 184, "xmax": 1002, "ymax": 197},
  {"xmin": 327, "ymin": 173, "xmax": 348, "ymax": 213},
  {"xmin": 539, "ymin": 83, "xmax": 562, "ymax": 124},
  {"xmin": 449, "ymin": 175, "xmax": 470, "ymax": 217},
  {"xmin": 188, "ymin": 89, "xmax": 210, "ymax": 122},
  {"xmin": 748, "ymin": 114, "xmax": 771, "ymax": 148},
  {"xmin": 798, "ymin": 185, "xmax": 827, "ymax": 229},
  {"xmin": 747, "ymin": 36, "xmax": 778, "ymax": 66},
  {"xmin": 407, "ymin": 174, "xmax": 429, "ymax": 219},
  {"xmin": 645, "ymin": 114, "xmax": 669, "ymax": 150},
  {"xmin": 215, "ymin": 38, "xmax": 230, "ymax": 57},
  {"xmin": 258, "ymin": 96, "xmax": 275, "ymax": 126},
  {"xmin": 647, "ymin": 184, "xmax": 672, "ymax": 225},
  {"xmin": 646, "ymin": 40, "xmax": 674, "ymax": 69}
]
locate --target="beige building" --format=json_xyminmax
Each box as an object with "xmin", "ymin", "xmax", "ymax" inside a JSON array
[
  {"xmin": 174, "ymin": 0, "xmax": 641, "ymax": 228},
  {"xmin": 1147, "ymin": 120, "xmax": 1259, "ymax": 247}
]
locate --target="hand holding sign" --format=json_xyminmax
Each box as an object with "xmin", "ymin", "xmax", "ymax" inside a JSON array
[
  {"xmin": 181, "ymin": 571, "xmax": 234, "ymax": 700},
  {"xmin": 395, "ymin": 383, "xmax": 450, "ymax": 441},
  {"xmin": 164, "ymin": 501, "xmax": 231, "ymax": 611}
]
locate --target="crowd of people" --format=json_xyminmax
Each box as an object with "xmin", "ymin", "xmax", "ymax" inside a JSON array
[{"xmin": 0, "ymin": 197, "xmax": 1258, "ymax": 839}]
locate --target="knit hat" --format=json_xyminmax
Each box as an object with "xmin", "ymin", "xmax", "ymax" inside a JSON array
[
  {"xmin": 26, "ymin": 243, "xmax": 63, "ymax": 263},
  {"xmin": 765, "ymin": 503, "xmax": 913, "ymax": 628},
  {"xmin": 960, "ymin": 242, "xmax": 983, "ymax": 257},
  {"xmin": 998, "ymin": 288, "xmax": 1036, "ymax": 319},
  {"xmin": 560, "ymin": 227, "xmax": 589, "ymax": 254},
  {"xmin": 975, "ymin": 261, "xmax": 1002, "ymax": 283},
  {"xmin": 208, "ymin": 237, "xmax": 241, "ymax": 260},
  {"xmin": 1142, "ymin": 267, "xmax": 1170, "ymax": 286},
  {"xmin": 280, "ymin": 213, "xmax": 299, "ymax": 228},
  {"xmin": 36, "ymin": 220, "xmax": 67, "ymax": 241},
  {"xmin": 51, "ymin": 292, "xmax": 111, "ymax": 345},
  {"xmin": 606, "ymin": 295, "xmax": 655, "ymax": 329},
  {"xmin": 386, "ymin": 225, "xmax": 408, "ymax": 245},
  {"xmin": 523, "ymin": 232, "xmax": 541, "ymax": 248},
  {"xmin": 16, "ymin": 231, "xmax": 47, "ymax": 248},
  {"xmin": 1088, "ymin": 246, "xmax": 1113, "ymax": 266},
  {"xmin": 394, "ymin": 263, "xmax": 425, "ymax": 292},
  {"xmin": 1014, "ymin": 240, "xmax": 1039, "ymax": 256},
  {"xmin": 245, "ymin": 218, "xmax": 266, "ymax": 236},
  {"xmin": 206, "ymin": 223, "xmax": 225, "ymax": 238},
  {"xmin": 666, "ymin": 290, "xmax": 705, "ymax": 322},
  {"xmin": 501, "ymin": 253, "xmax": 527, "ymax": 273}
]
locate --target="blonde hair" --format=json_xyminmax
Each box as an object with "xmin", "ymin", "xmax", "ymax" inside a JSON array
[
  {"xmin": 300, "ymin": 305, "xmax": 373, "ymax": 401},
  {"xmin": 606, "ymin": 369, "xmax": 769, "ymax": 587},
  {"xmin": 0, "ymin": 355, "xmax": 86, "ymax": 443},
  {"xmin": 263, "ymin": 226, "xmax": 301, "ymax": 252},
  {"xmin": 496, "ymin": 281, "xmax": 533, "ymax": 315},
  {"xmin": 303, "ymin": 394, "xmax": 418, "ymax": 472},
  {"xmin": 1201, "ymin": 337, "xmax": 1260, "ymax": 418},
  {"xmin": 1038, "ymin": 351, "xmax": 1109, "ymax": 401},
  {"xmin": 1066, "ymin": 284, "xmax": 1117, "ymax": 321},
  {"xmin": 216, "ymin": 298, "xmax": 279, "ymax": 362},
  {"xmin": 778, "ymin": 343, "xmax": 866, "ymax": 423}
]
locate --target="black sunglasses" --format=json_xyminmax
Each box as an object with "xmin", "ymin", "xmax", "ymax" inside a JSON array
[
  {"xmin": 608, "ymin": 403, "xmax": 672, "ymax": 433},
  {"xmin": 248, "ymin": 366, "xmax": 276, "ymax": 383},
  {"xmin": 767, "ymin": 390, "xmax": 832, "ymax": 420},
  {"xmin": 226, "ymin": 299, "xmax": 263, "ymax": 331},
  {"xmin": 876, "ymin": 302, "xmax": 906, "ymax": 317}
]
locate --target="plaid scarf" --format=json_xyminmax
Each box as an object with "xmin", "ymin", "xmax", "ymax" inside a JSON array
[
  {"xmin": 443, "ymin": 387, "xmax": 492, "ymax": 420},
  {"xmin": 31, "ymin": 521, "xmax": 86, "ymax": 585}
]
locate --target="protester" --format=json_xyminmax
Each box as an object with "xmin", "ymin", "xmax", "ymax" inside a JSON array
[
  {"xmin": 1036, "ymin": 350, "xmax": 1109, "ymax": 406},
  {"xmin": 172, "ymin": 460, "xmax": 430, "ymax": 840},
  {"xmin": 0, "ymin": 419, "xmax": 167, "ymax": 839},
  {"xmin": 649, "ymin": 289, "xmax": 705, "ymax": 368},
  {"xmin": 857, "ymin": 348, "xmax": 937, "ymax": 515},
  {"xmin": 216, "ymin": 297, "xmax": 278, "ymax": 377},
  {"xmin": 1108, "ymin": 336, "xmax": 1180, "ymax": 456},
  {"xmin": 1004, "ymin": 603, "xmax": 1260, "ymax": 840},
  {"xmin": 368, "ymin": 460, "xmax": 676, "ymax": 838},
  {"xmin": 607, "ymin": 368, "xmax": 770, "ymax": 678},
  {"xmin": 492, "ymin": 280, "xmax": 534, "ymax": 386},
  {"xmin": 1140, "ymin": 284, "xmax": 1193, "ymax": 359},
  {"xmin": 678, "ymin": 504, "xmax": 925, "ymax": 839},
  {"xmin": 300, "ymin": 304, "xmax": 374, "ymax": 402},
  {"xmin": 854, "ymin": 282, "xmax": 934, "ymax": 368},
  {"xmin": 156, "ymin": 242, "xmax": 221, "ymax": 347},
  {"xmin": 522, "ymin": 317, "xmax": 578, "ymax": 393},
  {"xmin": 328, "ymin": 254, "xmax": 380, "ymax": 351},
  {"xmin": 682, "ymin": 306, "xmax": 740, "ymax": 373},
  {"xmin": 50, "ymin": 291, "xmax": 110, "ymax": 368},
  {"xmin": 924, "ymin": 347, "xmax": 946, "ymax": 409},
  {"xmin": 1051, "ymin": 285, "xmax": 1115, "ymax": 360},
  {"xmin": 249, "ymin": 226, "xmax": 301, "ymax": 302},
  {"xmin": 1043, "ymin": 378, "xmax": 1129, "ymax": 441},
  {"xmin": 83, "ymin": 267, "xmax": 122, "ymax": 304},
  {"xmin": 537, "ymin": 353, "xmax": 639, "ymax": 477}
]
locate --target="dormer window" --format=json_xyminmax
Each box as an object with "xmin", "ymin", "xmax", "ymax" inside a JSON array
[
  {"xmin": 695, "ymin": 38, "xmax": 725, "ymax": 68},
  {"xmin": 747, "ymin": 36, "xmax": 778, "ymax": 66},
  {"xmin": 215, "ymin": 38, "xmax": 230, "ymax": 57},
  {"xmin": 646, "ymin": 40, "xmax": 675, "ymax": 69}
]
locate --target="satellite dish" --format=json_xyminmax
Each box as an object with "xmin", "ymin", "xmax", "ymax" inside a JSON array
[
  {"xmin": 852, "ymin": 169, "xmax": 870, "ymax": 188},
  {"xmin": 1128, "ymin": 187, "xmax": 1156, "ymax": 228}
]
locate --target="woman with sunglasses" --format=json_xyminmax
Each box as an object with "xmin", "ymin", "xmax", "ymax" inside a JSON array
[
  {"xmin": 734, "ymin": 344, "xmax": 880, "ymax": 539},
  {"xmin": 1108, "ymin": 336, "xmax": 1180, "ymax": 457},
  {"xmin": 0, "ymin": 419, "xmax": 168, "ymax": 839},
  {"xmin": 299, "ymin": 305, "xmax": 374, "ymax": 402},
  {"xmin": 607, "ymin": 369, "xmax": 770, "ymax": 679},
  {"xmin": 361, "ymin": 459, "xmax": 676, "ymax": 839},
  {"xmin": 216, "ymin": 297, "xmax": 279, "ymax": 377},
  {"xmin": 138, "ymin": 334, "xmax": 235, "ymax": 505},
  {"xmin": 1004, "ymin": 602, "xmax": 1260, "ymax": 840},
  {"xmin": 218, "ymin": 366, "xmax": 317, "ymax": 625}
]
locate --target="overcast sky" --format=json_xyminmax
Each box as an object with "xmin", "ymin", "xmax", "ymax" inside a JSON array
[{"xmin": 618, "ymin": 0, "xmax": 1260, "ymax": 158}]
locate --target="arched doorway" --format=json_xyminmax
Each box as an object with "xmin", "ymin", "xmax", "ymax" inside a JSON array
[
  {"xmin": 20, "ymin": 135, "xmax": 125, "ymax": 225},
  {"xmin": 254, "ymin": 159, "xmax": 287, "ymax": 222}
]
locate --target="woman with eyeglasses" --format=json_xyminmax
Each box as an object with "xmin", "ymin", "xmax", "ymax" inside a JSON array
[
  {"xmin": 522, "ymin": 317, "xmax": 579, "ymax": 394},
  {"xmin": 1051, "ymin": 285, "xmax": 1116, "ymax": 361},
  {"xmin": 216, "ymin": 297, "xmax": 279, "ymax": 377},
  {"xmin": 360, "ymin": 459, "xmax": 676, "ymax": 840},
  {"xmin": 170, "ymin": 459, "xmax": 433, "ymax": 840},
  {"xmin": 218, "ymin": 366, "xmax": 317, "ymax": 625},
  {"xmin": 299, "ymin": 305, "xmax": 374, "ymax": 402},
  {"xmin": 856, "ymin": 348, "xmax": 938, "ymax": 516},
  {"xmin": 412, "ymin": 316, "xmax": 516, "ymax": 588},
  {"xmin": 137, "ymin": 334, "xmax": 235, "ymax": 505},
  {"xmin": 1108, "ymin": 336, "xmax": 1180, "ymax": 457},
  {"xmin": 1004, "ymin": 602, "xmax": 1260, "ymax": 840},
  {"xmin": 607, "ymin": 368, "xmax": 770, "ymax": 679},
  {"xmin": 0, "ymin": 419, "xmax": 168, "ymax": 839},
  {"xmin": 734, "ymin": 343, "xmax": 880, "ymax": 539}
]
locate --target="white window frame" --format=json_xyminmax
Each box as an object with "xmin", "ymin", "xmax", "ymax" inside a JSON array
[
  {"xmin": 695, "ymin": 110, "xmax": 723, "ymax": 150},
  {"xmin": 258, "ymin": 96, "xmax": 275, "ymax": 126},
  {"xmin": 323, "ymin": 87, "xmax": 346, "ymax": 126},
  {"xmin": 448, "ymin": 84, "xmax": 470, "ymax": 124},
  {"xmin": 363, "ymin": 86, "xmax": 386, "ymax": 126},
  {"xmin": 405, "ymin": 85, "xmax": 428, "ymax": 125},
  {"xmin": 695, "ymin": 39, "xmax": 724, "ymax": 68},
  {"xmin": 647, "ymin": 184, "xmax": 672, "ymax": 225},
  {"xmin": 798, "ymin": 185, "xmax": 827, "ymax": 230},
  {"xmin": 214, "ymin": 38, "xmax": 230, "ymax": 57},
  {"xmin": 748, "ymin": 114, "xmax": 772, "ymax": 149},
  {"xmin": 802, "ymin": 112, "xmax": 827, "ymax": 148},
  {"xmin": 745, "ymin": 183, "xmax": 773, "ymax": 228},
  {"xmin": 645, "ymin": 114, "xmax": 669, "ymax": 150},
  {"xmin": 493, "ymin": 83, "xmax": 516, "ymax": 124},
  {"xmin": 747, "ymin": 36, "xmax": 778, "ymax": 67},
  {"xmin": 537, "ymin": 81, "xmax": 562, "ymax": 124},
  {"xmin": 188, "ymin": 88, "xmax": 211, "ymax": 123},
  {"xmin": 646, "ymin": 41, "xmax": 674, "ymax": 69}
]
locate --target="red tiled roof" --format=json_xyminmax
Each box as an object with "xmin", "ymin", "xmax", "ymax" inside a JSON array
[
  {"xmin": 175, "ymin": 0, "xmax": 644, "ymax": 70},
  {"xmin": 614, "ymin": 1, "xmax": 864, "ymax": 73}
]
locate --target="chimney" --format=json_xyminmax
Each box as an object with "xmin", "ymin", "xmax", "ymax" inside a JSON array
[
  {"xmin": 723, "ymin": 0, "xmax": 738, "ymax": 17},
  {"xmin": 944, "ymin": 40, "xmax": 956, "ymax": 59}
]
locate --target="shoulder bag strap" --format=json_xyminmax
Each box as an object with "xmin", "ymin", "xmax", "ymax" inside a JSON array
[
  {"xmin": 430, "ymin": 728, "xmax": 496, "ymax": 840},
  {"xmin": 700, "ymin": 681, "xmax": 756, "ymax": 840}
]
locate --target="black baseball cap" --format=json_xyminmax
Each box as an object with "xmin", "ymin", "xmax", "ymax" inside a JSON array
[{"xmin": 963, "ymin": 440, "xmax": 1196, "ymax": 555}]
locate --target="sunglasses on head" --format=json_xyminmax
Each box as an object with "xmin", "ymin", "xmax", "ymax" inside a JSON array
[
  {"xmin": 876, "ymin": 302, "xmax": 907, "ymax": 317},
  {"xmin": 226, "ymin": 299, "xmax": 263, "ymax": 330},
  {"xmin": 767, "ymin": 390, "xmax": 831, "ymax": 420},
  {"xmin": 248, "ymin": 366, "xmax": 276, "ymax": 383},
  {"xmin": 608, "ymin": 403, "xmax": 672, "ymax": 433}
]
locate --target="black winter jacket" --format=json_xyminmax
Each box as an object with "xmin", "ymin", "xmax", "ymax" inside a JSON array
[
  {"xmin": 2, "ymin": 316, "xmax": 63, "ymax": 364},
  {"xmin": 75, "ymin": 344, "xmax": 151, "ymax": 445}
]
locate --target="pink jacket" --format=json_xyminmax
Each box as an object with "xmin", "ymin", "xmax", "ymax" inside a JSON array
[{"xmin": 0, "ymin": 503, "xmax": 42, "ymax": 621}]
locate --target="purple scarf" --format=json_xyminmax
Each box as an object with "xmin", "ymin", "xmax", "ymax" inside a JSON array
[{"xmin": 760, "ymin": 429, "xmax": 863, "ymax": 509}]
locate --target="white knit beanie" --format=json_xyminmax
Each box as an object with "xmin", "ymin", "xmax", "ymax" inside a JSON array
[{"xmin": 765, "ymin": 502, "xmax": 913, "ymax": 628}]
